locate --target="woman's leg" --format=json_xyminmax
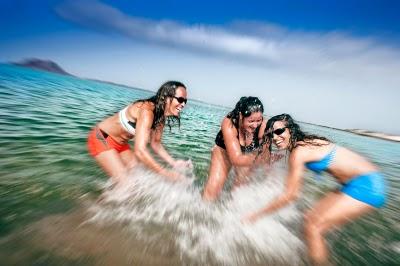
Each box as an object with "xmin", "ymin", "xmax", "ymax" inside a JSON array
[
  {"xmin": 233, "ymin": 166, "xmax": 253, "ymax": 187},
  {"xmin": 95, "ymin": 149, "xmax": 128, "ymax": 183},
  {"xmin": 120, "ymin": 149, "xmax": 138, "ymax": 170},
  {"xmin": 203, "ymin": 146, "xmax": 232, "ymax": 201},
  {"xmin": 304, "ymin": 191, "xmax": 374, "ymax": 264}
]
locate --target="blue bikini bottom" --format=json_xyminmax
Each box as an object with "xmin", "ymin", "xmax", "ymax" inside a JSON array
[{"xmin": 341, "ymin": 172, "xmax": 386, "ymax": 208}]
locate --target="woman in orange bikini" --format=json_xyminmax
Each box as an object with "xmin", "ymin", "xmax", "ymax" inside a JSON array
[{"xmin": 87, "ymin": 81, "xmax": 190, "ymax": 183}]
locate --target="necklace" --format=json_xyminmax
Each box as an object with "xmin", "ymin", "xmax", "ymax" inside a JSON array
[{"xmin": 240, "ymin": 128, "xmax": 253, "ymax": 141}]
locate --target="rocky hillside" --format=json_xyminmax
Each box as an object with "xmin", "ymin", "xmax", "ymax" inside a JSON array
[{"xmin": 13, "ymin": 58, "xmax": 72, "ymax": 76}]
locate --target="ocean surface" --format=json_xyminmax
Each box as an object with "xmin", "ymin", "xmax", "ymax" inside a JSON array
[{"xmin": 0, "ymin": 63, "xmax": 399, "ymax": 265}]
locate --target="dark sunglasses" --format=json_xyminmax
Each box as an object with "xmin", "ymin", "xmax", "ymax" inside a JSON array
[
  {"xmin": 266, "ymin": 127, "xmax": 287, "ymax": 138},
  {"xmin": 173, "ymin": 96, "xmax": 187, "ymax": 104}
]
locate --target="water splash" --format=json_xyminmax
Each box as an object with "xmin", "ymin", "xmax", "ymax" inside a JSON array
[{"xmin": 86, "ymin": 164, "xmax": 305, "ymax": 265}]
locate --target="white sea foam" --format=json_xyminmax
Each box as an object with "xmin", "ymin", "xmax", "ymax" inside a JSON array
[{"xmin": 87, "ymin": 163, "xmax": 305, "ymax": 265}]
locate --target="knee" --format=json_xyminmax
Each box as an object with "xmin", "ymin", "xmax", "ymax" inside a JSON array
[{"xmin": 304, "ymin": 211, "xmax": 324, "ymax": 236}]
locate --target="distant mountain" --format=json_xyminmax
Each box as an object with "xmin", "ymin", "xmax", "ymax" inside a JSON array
[{"xmin": 12, "ymin": 58, "xmax": 72, "ymax": 76}]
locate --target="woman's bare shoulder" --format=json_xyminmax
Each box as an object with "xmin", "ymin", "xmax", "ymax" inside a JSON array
[
  {"xmin": 130, "ymin": 101, "xmax": 154, "ymax": 117},
  {"xmin": 132, "ymin": 100, "xmax": 155, "ymax": 111},
  {"xmin": 290, "ymin": 145, "xmax": 314, "ymax": 162},
  {"xmin": 221, "ymin": 117, "xmax": 236, "ymax": 132}
]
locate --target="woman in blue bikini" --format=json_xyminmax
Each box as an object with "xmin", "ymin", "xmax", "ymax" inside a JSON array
[{"xmin": 243, "ymin": 114, "xmax": 386, "ymax": 264}]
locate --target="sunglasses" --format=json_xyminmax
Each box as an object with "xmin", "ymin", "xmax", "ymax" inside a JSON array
[
  {"xmin": 266, "ymin": 127, "xmax": 287, "ymax": 138},
  {"xmin": 173, "ymin": 96, "xmax": 187, "ymax": 104}
]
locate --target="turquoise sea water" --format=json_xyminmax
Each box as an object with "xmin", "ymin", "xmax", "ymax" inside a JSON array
[{"xmin": 0, "ymin": 64, "xmax": 399, "ymax": 265}]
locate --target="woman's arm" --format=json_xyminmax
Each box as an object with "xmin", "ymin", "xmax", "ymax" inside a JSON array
[
  {"xmin": 133, "ymin": 109, "xmax": 182, "ymax": 180},
  {"xmin": 242, "ymin": 149, "xmax": 305, "ymax": 222},
  {"xmin": 150, "ymin": 125, "xmax": 191, "ymax": 168},
  {"xmin": 223, "ymin": 118, "xmax": 257, "ymax": 166},
  {"xmin": 150, "ymin": 125, "xmax": 177, "ymax": 166}
]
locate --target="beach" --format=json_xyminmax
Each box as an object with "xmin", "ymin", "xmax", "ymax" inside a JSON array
[
  {"xmin": 0, "ymin": 64, "xmax": 399, "ymax": 265},
  {"xmin": 347, "ymin": 129, "xmax": 400, "ymax": 142}
]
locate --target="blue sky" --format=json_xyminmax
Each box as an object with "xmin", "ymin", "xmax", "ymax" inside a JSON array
[{"xmin": 1, "ymin": 0, "xmax": 400, "ymax": 134}]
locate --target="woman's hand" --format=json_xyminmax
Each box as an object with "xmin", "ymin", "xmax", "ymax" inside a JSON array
[
  {"xmin": 161, "ymin": 169, "xmax": 186, "ymax": 182},
  {"xmin": 173, "ymin": 159, "xmax": 193, "ymax": 169}
]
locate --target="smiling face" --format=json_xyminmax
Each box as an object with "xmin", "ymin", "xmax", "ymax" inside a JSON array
[
  {"xmin": 271, "ymin": 120, "xmax": 291, "ymax": 150},
  {"xmin": 165, "ymin": 86, "xmax": 187, "ymax": 116},
  {"xmin": 241, "ymin": 111, "xmax": 263, "ymax": 134}
]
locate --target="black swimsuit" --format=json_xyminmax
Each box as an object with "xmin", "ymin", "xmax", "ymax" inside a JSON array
[{"xmin": 215, "ymin": 126, "xmax": 261, "ymax": 153}]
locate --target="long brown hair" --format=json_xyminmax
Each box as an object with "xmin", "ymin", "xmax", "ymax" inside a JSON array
[
  {"xmin": 135, "ymin": 81, "xmax": 186, "ymax": 130},
  {"xmin": 266, "ymin": 113, "xmax": 330, "ymax": 152}
]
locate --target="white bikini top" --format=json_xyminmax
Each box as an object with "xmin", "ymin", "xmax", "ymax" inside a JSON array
[{"xmin": 119, "ymin": 106, "xmax": 136, "ymax": 135}]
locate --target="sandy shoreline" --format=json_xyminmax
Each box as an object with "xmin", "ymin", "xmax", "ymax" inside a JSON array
[{"xmin": 347, "ymin": 129, "xmax": 400, "ymax": 142}]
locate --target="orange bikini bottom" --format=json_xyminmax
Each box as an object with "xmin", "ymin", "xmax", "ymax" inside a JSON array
[{"xmin": 87, "ymin": 127, "xmax": 130, "ymax": 157}]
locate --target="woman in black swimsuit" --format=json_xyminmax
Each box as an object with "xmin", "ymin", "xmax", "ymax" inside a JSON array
[{"xmin": 203, "ymin": 97, "xmax": 270, "ymax": 201}]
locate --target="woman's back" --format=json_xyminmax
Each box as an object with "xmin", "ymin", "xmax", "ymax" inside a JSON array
[
  {"xmin": 98, "ymin": 101, "xmax": 155, "ymax": 143},
  {"xmin": 293, "ymin": 143, "xmax": 378, "ymax": 183}
]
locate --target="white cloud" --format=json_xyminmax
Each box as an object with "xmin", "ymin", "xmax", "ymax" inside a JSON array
[
  {"xmin": 56, "ymin": 1, "xmax": 400, "ymax": 74},
  {"xmin": 53, "ymin": 0, "xmax": 400, "ymax": 134},
  {"xmin": 54, "ymin": 0, "xmax": 290, "ymax": 64}
]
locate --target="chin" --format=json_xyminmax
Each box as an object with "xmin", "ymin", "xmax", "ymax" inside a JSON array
[{"xmin": 168, "ymin": 109, "xmax": 178, "ymax": 117}]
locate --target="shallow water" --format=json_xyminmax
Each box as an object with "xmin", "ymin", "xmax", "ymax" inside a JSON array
[{"xmin": 0, "ymin": 64, "xmax": 399, "ymax": 265}]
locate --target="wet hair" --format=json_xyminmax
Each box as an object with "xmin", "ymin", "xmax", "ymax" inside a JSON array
[
  {"xmin": 225, "ymin": 96, "xmax": 266, "ymax": 158},
  {"xmin": 266, "ymin": 113, "xmax": 330, "ymax": 152},
  {"xmin": 227, "ymin": 96, "xmax": 264, "ymax": 129},
  {"xmin": 135, "ymin": 81, "xmax": 186, "ymax": 130}
]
